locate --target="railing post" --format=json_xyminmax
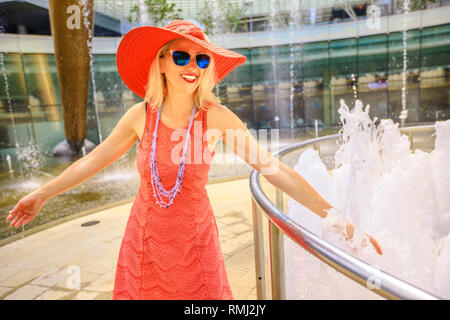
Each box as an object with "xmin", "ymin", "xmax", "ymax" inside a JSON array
[
  {"xmin": 251, "ymin": 198, "xmax": 266, "ymax": 300},
  {"xmin": 272, "ymin": 157, "xmax": 286, "ymax": 300},
  {"xmin": 269, "ymin": 220, "xmax": 286, "ymax": 300}
]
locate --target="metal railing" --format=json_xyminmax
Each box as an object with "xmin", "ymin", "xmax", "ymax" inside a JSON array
[{"xmin": 250, "ymin": 124, "xmax": 442, "ymax": 300}]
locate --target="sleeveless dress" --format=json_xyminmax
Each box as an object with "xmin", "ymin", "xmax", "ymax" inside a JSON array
[{"xmin": 112, "ymin": 103, "xmax": 234, "ymax": 300}]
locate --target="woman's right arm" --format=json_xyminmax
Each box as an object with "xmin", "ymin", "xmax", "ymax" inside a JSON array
[
  {"xmin": 36, "ymin": 102, "xmax": 143, "ymax": 201},
  {"xmin": 6, "ymin": 102, "xmax": 144, "ymax": 227}
]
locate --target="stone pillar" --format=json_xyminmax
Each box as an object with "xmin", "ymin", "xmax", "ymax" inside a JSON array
[{"xmin": 48, "ymin": 0, "xmax": 94, "ymax": 155}]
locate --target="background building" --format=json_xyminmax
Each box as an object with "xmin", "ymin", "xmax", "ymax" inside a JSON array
[{"xmin": 0, "ymin": 0, "xmax": 449, "ymax": 158}]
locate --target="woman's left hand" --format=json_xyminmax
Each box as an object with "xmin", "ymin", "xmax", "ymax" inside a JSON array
[
  {"xmin": 328, "ymin": 211, "xmax": 383, "ymax": 256},
  {"xmin": 346, "ymin": 222, "xmax": 383, "ymax": 256}
]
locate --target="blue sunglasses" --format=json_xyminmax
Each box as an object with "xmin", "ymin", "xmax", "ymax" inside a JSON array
[{"xmin": 170, "ymin": 50, "xmax": 210, "ymax": 69}]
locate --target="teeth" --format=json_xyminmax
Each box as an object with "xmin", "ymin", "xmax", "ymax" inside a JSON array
[{"xmin": 181, "ymin": 75, "xmax": 196, "ymax": 81}]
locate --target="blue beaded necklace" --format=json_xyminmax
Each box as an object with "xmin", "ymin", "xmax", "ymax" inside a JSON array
[{"xmin": 149, "ymin": 101, "xmax": 197, "ymax": 208}]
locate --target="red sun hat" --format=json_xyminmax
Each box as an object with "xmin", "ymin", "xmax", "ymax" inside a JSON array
[{"xmin": 116, "ymin": 20, "xmax": 247, "ymax": 99}]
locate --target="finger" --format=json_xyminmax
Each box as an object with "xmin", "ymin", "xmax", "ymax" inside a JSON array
[
  {"xmin": 369, "ymin": 236, "xmax": 383, "ymax": 255},
  {"xmin": 6, "ymin": 204, "xmax": 22, "ymax": 222},
  {"xmin": 346, "ymin": 223, "xmax": 354, "ymax": 240},
  {"xmin": 9, "ymin": 214, "xmax": 24, "ymax": 226},
  {"xmin": 6, "ymin": 210, "xmax": 17, "ymax": 222},
  {"xmin": 13, "ymin": 215, "xmax": 27, "ymax": 228}
]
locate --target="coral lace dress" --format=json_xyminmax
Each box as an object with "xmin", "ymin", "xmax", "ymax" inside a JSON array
[{"xmin": 112, "ymin": 103, "xmax": 233, "ymax": 300}]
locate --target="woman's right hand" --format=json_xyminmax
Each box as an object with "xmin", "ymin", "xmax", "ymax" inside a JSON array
[{"xmin": 5, "ymin": 191, "xmax": 46, "ymax": 228}]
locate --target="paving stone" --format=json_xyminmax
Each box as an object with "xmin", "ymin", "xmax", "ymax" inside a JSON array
[
  {"xmin": 227, "ymin": 223, "xmax": 252, "ymax": 234},
  {"xmin": 30, "ymin": 267, "xmax": 68, "ymax": 287},
  {"xmin": 225, "ymin": 267, "xmax": 246, "ymax": 284},
  {"xmin": 221, "ymin": 239, "xmax": 246, "ymax": 256},
  {"xmin": 217, "ymin": 229, "xmax": 236, "ymax": 240},
  {"xmin": 64, "ymin": 254, "xmax": 103, "ymax": 270},
  {"xmin": 82, "ymin": 257, "xmax": 116, "ymax": 274},
  {"xmin": 3, "ymin": 285, "xmax": 48, "ymax": 300},
  {"xmin": 0, "ymin": 268, "xmax": 43, "ymax": 287},
  {"xmin": 0, "ymin": 286, "xmax": 14, "ymax": 299},
  {"xmin": 231, "ymin": 282, "xmax": 254, "ymax": 300},
  {"xmin": 217, "ymin": 217, "xmax": 243, "ymax": 226},
  {"xmin": 35, "ymin": 289, "xmax": 76, "ymax": 300},
  {"xmin": 71, "ymin": 291, "xmax": 101, "ymax": 300},
  {"xmin": 94, "ymin": 292, "xmax": 113, "ymax": 300},
  {"xmin": 55, "ymin": 270, "xmax": 102, "ymax": 290},
  {"xmin": 0, "ymin": 266, "xmax": 21, "ymax": 283},
  {"xmin": 83, "ymin": 270, "xmax": 115, "ymax": 293},
  {"xmin": 232, "ymin": 232, "xmax": 254, "ymax": 245},
  {"xmin": 225, "ymin": 249, "xmax": 254, "ymax": 273}
]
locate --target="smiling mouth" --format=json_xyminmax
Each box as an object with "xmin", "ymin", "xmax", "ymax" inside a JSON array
[{"xmin": 181, "ymin": 74, "xmax": 197, "ymax": 83}]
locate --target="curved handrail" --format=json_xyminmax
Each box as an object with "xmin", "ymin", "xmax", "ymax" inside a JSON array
[{"xmin": 249, "ymin": 124, "xmax": 442, "ymax": 300}]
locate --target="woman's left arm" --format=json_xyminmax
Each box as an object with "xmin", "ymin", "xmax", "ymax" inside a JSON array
[
  {"xmin": 210, "ymin": 104, "xmax": 332, "ymax": 218},
  {"xmin": 210, "ymin": 104, "xmax": 382, "ymax": 254}
]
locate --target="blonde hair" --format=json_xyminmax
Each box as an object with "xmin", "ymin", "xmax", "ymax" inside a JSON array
[{"xmin": 144, "ymin": 38, "xmax": 218, "ymax": 113}]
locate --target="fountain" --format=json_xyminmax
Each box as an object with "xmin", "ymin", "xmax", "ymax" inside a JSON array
[
  {"xmin": 82, "ymin": 0, "xmax": 103, "ymax": 145},
  {"xmin": 0, "ymin": 52, "xmax": 23, "ymax": 177},
  {"xmin": 284, "ymin": 99, "xmax": 450, "ymax": 299},
  {"xmin": 400, "ymin": 0, "xmax": 410, "ymax": 127},
  {"xmin": 269, "ymin": 0, "xmax": 280, "ymax": 130},
  {"xmin": 288, "ymin": 0, "xmax": 302, "ymax": 139}
]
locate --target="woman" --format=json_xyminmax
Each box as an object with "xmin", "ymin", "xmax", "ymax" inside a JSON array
[{"xmin": 5, "ymin": 20, "xmax": 381, "ymax": 300}]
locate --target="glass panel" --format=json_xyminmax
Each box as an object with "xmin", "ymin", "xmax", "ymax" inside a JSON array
[
  {"xmin": 22, "ymin": 54, "xmax": 61, "ymax": 122},
  {"xmin": 246, "ymin": 46, "xmax": 274, "ymax": 129},
  {"xmin": 89, "ymin": 54, "xmax": 126, "ymax": 146},
  {"xmin": 421, "ymin": 24, "xmax": 450, "ymax": 69},
  {"xmin": 22, "ymin": 53, "xmax": 63, "ymax": 154},
  {"xmin": 303, "ymin": 41, "xmax": 328, "ymax": 126},
  {"xmin": 220, "ymin": 48, "xmax": 254, "ymax": 127},
  {"xmin": 387, "ymin": 31, "xmax": 406, "ymax": 122},
  {"xmin": 357, "ymin": 34, "xmax": 389, "ymax": 122},
  {"xmin": 329, "ymin": 38, "xmax": 357, "ymax": 125},
  {"xmin": 303, "ymin": 41, "xmax": 328, "ymax": 82},
  {"xmin": 420, "ymin": 24, "xmax": 450, "ymax": 122},
  {"xmin": 0, "ymin": 53, "xmax": 30, "ymax": 150},
  {"xmin": 0, "ymin": 53, "xmax": 28, "ymax": 109}
]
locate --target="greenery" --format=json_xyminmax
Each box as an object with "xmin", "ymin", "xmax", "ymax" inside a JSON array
[
  {"xmin": 396, "ymin": 0, "xmax": 437, "ymax": 10},
  {"xmin": 196, "ymin": 0, "xmax": 245, "ymax": 35},
  {"xmin": 127, "ymin": 0, "xmax": 183, "ymax": 26}
]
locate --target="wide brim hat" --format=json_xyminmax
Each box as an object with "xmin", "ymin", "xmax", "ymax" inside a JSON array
[{"xmin": 116, "ymin": 20, "xmax": 247, "ymax": 99}]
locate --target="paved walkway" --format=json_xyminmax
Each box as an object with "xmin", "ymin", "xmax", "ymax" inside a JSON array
[{"xmin": 0, "ymin": 177, "xmax": 277, "ymax": 300}]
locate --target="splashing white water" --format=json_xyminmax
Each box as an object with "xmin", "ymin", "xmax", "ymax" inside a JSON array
[{"xmin": 285, "ymin": 99, "xmax": 450, "ymax": 299}]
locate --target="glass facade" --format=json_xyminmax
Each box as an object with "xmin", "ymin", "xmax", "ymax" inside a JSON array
[{"xmin": 1, "ymin": 24, "xmax": 449, "ymax": 158}]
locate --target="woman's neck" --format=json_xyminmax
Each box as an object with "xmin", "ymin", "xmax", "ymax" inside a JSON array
[{"xmin": 163, "ymin": 91, "xmax": 196, "ymax": 119}]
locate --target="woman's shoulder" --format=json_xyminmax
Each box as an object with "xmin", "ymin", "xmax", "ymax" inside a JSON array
[
  {"xmin": 206, "ymin": 102, "xmax": 232, "ymax": 120},
  {"xmin": 206, "ymin": 102, "xmax": 248, "ymax": 133}
]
